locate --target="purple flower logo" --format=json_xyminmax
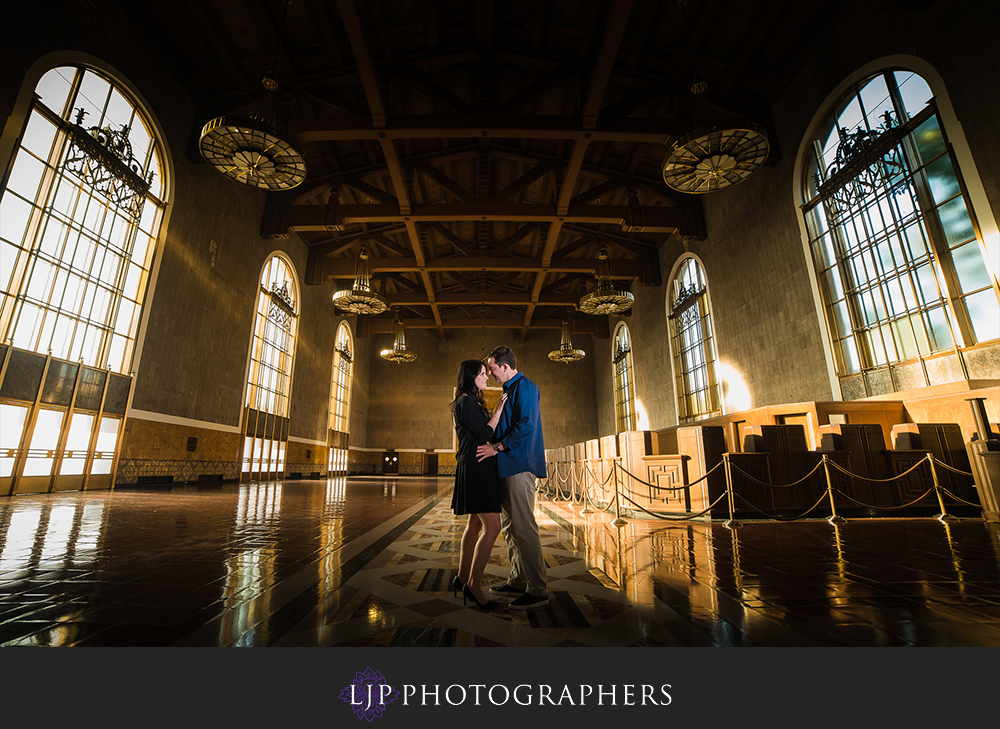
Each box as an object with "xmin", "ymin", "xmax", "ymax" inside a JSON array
[{"xmin": 339, "ymin": 667, "xmax": 400, "ymax": 721}]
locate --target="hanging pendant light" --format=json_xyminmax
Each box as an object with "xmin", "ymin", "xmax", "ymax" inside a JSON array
[
  {"xmin": 660, "ymin": 81, "xmax": 768, "ymax": 194},
  {"xmin": 380, "ymin": 312, "xmax": 417, "ymax": 364},
  {"xmin": 198, "ymin": 0, "xmax": 306, "ymax": 190},
  {"xmin": 579, "ymin": 246, "xmax": 634, "ymax": 316},
  {"xmin": 548, "ymin": 318, "xmax": 586, "ymax": 363},
  {"xmin": 332, "ymin": 242, "xmax": 390, "ymax": 315}
]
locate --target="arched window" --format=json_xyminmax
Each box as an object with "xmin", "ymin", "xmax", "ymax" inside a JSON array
[
  {"xmin": 328, "ymin": 321, "xmax": 352, "ymax": 476},
  {"xmin": 669, "ymin": 257, "xmax": 721, "ymax": 422},
  {"xmin": 241, "ymin": 254, "xmax": 298, "ymax": 481},
  {"xmin": 612, "ymin": 322, "xmax": 636, "ymax": 433},
  {"xmin": 0, "ymin": 64, "xmax": 165, "ymax": 495},
  {"xmin": 1, "ymin": 65, "xmax": 165, "ymax": 372},
  {"xmin": 801, "ymin": 68, "xmax": 999, "ymax": 398}
]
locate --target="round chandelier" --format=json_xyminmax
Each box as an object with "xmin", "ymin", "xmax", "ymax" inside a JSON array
[
  {"xmin": 548, "ymin": 318, "xmax": 586, "ymax": 363},
  {"xmin": 579, "ymin": 247, "xmax": 634, "ymax": 316},
  {"xmin": 661, "ymin": 122, "xmax": 769, "ymax": 194},
  {"xmin": 380, "ymin": 313, "xmax": 417, "ymax": 364},
  {"xmin": 199, "ymin": 114, "xmax": 307, "ymax": 190},
  {"xmin": 332, "ymin": 243, "xmax": 390, "ymax": 315}
]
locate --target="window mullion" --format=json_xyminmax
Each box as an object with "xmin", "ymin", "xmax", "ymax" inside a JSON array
[{"xmin": 899, "ymin": 127, "xmax": 974, "ymax": 347}]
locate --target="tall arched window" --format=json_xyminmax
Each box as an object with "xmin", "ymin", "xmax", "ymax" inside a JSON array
[
  {"xmin": 612, "ymin": 322, "xmax": 636, "ymax": 433},
  {"xmin": 0, "ymin": 64, "xmax": 165, "ymax": 495},
  {"xmin": 801, "ymin": 68, "xmax": 999, "ymax": 398},
  {"xmin": 241, "ymin": 254, "xmax": 298, "ymax": 481},
  {"xmin": 328, "ymin": 321, "xmax": 352, "ymax": 476},
  {"xmin": 669, "ymin": 257, "xmax": 721, "ymax": 422},
  {"xmin": 1, "ymin": 65, "xmax": 164, "ymax": 371}
]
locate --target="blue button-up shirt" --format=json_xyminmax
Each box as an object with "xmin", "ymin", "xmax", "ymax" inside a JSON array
[{"xmin": 496, "ymin": 371, "xmax": 547, "ymax": 479}]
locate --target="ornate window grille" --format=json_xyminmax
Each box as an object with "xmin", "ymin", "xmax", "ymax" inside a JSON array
[
  {"xmin": 330, "ymin": 321, "xmax": 353, "ymax": 434},
  {"xmin": 801, "ymin": 69, "xmax": 998, "ymax": 398},
  {"xmin": 612, "ymin": 323, "xmax": 636, "ymax": 433},
  {"xmin": 241, "ymin": 256, "xmax": 298, "ymax": 481},
  {"xmin": 246, "ymin": 256, "xmax": 298, "ymax": 416},
  {"xmin": 0, "ymin": 65, "xmax": 165, "ymax": 373},
  {"xmin": 328, "ymin": 321, "xmax": 353, "ymax": 476},
  {"xmin": 669, "ymin": 258, "xmax": 720, "ymax": 422}
]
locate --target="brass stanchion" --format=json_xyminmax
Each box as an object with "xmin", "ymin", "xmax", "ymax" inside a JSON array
[
  {"xmin": 927, "ymin": 453, "xmax": 959, "ymax": 523},
  {"xmin": 723, "ymin": 453, "xmax": 742, "ymax": 529},
  {"xmin": 823, "ymin": 454, "xmax": 847, "ymax": 524},
  {"xmin": 611, "ymin": 461, "xmax": 627, "ymax": 526},
  {"xmin": 580, "ymin": 460, "xmax": 593, "ymax": 514}
]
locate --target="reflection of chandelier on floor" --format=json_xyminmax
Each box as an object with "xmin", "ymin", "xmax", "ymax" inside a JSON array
[
  {"xmin": 579, "ymin": 247, "xmax": 634, "ymax": 316},
  {"xmin": 332, "ymin": 242, "xmax": 389, "ymax": 315},
  {"xmin": 380, "ymin": 312, "xmax": 417, "ymax": 364},
  {"xmin": 548, "ymin": 318, "xmax": 586, "ymax": 363}
]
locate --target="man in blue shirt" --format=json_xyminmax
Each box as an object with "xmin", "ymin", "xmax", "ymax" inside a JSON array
[{"xmin": 476, "ymin": 345, "xmax": 548, "ymax": 609}]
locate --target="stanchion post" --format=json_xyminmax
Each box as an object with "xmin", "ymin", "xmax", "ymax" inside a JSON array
[
  {"xmin": 611, "ymin": 461, "xmax": 627, "ymax": 526},
  {"xmin": 580, "ymin": 462, "xmax": 593, "ymax": 514},
  {"xmin": 723, "ymin": 453, "xmax": 742, "ymax": 529},
  {"xmin": 927, "ymin": 453, "xmax": 959, "ymax": 523},
  {"xmin": 823, "ymin": 454, "xmax": 847, "ymax": 524}
]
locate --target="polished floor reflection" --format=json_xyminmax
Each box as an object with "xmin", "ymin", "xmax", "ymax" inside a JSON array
[{"xmin": 1, "ymin": 476, "xmax": 998, "ymax": 647}]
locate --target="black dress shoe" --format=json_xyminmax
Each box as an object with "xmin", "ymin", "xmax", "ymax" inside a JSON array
[
  {"xmin": 452, "ymin": 576, "xmax": 464, "ymax": 598},
  {"xmin": 489, "ymin": 582, "xmax": 526, "ymax": 598}
]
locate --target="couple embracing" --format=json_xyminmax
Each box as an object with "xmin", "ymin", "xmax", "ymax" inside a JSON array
[{"xmin": 449, "ymin": 345, "xmax": 548, "ymax": 611}]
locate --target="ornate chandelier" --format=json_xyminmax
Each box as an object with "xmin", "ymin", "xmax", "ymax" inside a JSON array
[
  {"xmin": 548, "ymin": 318, "xmax": 586, "ymax": 363},
  {"xmin": 332, "ymin": 243, "xmax": 390, "ymax": 315},
  {"xmin": 579, "ymin": 247, "xmax": 634, "ymax": 316},
  {"xmin": 198, "ymin": 74, "xmax": 307, "ymax": 191},
  {"xmin": 380, "ymin": 312, "xmax": 417, "ymax": 364}
]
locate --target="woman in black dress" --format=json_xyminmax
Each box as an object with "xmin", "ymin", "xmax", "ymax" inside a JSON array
[{"xmin": 451, "ymin": 359, "xmax": 507, "ymax": 610}]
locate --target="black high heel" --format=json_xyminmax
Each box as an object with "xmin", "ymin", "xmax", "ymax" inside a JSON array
[
  {"xmin": 452, "ymin": 576, "xmax": 464, "ymax": 598},
  {"xmin": 463, "ymin": 584, "xmax": 499, "ymax": 611}
]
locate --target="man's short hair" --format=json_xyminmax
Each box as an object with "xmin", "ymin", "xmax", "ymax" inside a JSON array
[{"xmin": 488, "ymin": 345, "xmax": 516, "ymax": 370}]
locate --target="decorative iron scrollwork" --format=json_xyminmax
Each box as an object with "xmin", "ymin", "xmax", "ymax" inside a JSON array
[
  {"xmin": 613, "ymin": 339, "xmax": 631, "ymax": 364},
  {"xmin": 671, "ymin": 283, "xmax": 703, "ymax": 314},
  {"xmin": 815, "ymin": 111, "xmax": 908, "ymax": 216},
  {"xmin": 268, "ymin": 281, "xmax": 295, "ymax": 327},
  {"xmin": 62, "ymin": 108, "xmax": 153, "ymax": 219},
  {"xmin": 335, "ymin": 338, "xmax": 353, "ymax": 364}
]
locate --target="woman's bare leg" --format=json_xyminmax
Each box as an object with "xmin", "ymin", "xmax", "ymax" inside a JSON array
[
  {"xmin": 457, "ymin": 515, "xmax": 481, "ymax": 585},
  {"xmin": 466, "ymin": 512, "xmax": 502, "ymax": 603}
]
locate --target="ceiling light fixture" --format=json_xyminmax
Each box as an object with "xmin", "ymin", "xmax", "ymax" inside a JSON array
[
  {"xmin": 198, "ymin": 0, "xmax": 306, "ymax": 190},
  {"xmin": 332, "ymin": 242, "xmax": 390, "ymax": 315},
  {"xmin": 380, "ymin": 312, "xmax": 417, "ymax": 364},
  {"xmin": 579, "ymin": 246, "xmax": 634, "ymax": 316},
  {"xmin": 548, "ymin": 318, "xmax": 586, "ymax": 363},
  {"xmin": 661, "ymin": 84, "xmax": 769, "ymax": 194},
  {"xmin": 661, "ymin": 123, "xmax": 769, "ymax": 194}
]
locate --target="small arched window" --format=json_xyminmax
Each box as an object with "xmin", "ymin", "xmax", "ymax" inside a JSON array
[
  {"xmin": 241, "ymin": 254, "xmax": 298, "ymax": 480},
  {"xmin": 612, "ymin": 322, "xmax": 636, "ymax": 433},
  {"xmin": 801, "ymin": 68, "xmax": 998, "ymax": 398},
  {"xmin": 328, "ymin": 321, "xmax": 352, "ymax": 476},
  {"xmin": 669, "ymin": 257, "xmax": 721, "ymax": 422}
]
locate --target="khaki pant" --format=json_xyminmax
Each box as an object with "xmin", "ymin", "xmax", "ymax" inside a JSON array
[{"xmin": 499, "ymin": 471, "xmax": 548, "ymax": 596}]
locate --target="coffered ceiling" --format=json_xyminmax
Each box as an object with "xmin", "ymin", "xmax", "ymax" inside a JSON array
[{"xmin": 115, "ymin": 0, "xmax": 847, "ymax": 340}]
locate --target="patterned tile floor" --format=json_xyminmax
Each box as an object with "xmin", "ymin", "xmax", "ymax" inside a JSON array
[{"xmin": 1, "ymin": 476, "xmax": 998, "ymax": 647}]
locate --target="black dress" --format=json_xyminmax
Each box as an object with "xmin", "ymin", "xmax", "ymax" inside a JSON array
[{"xmin": 450, "ymin": 394, "xmax": 502, "ymax": 515}]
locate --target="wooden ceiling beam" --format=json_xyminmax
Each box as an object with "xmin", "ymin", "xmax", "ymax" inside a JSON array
[
  {"xmin": 289, "ymin": 114, "xmax": 673, "ymax": 143},
  {"xmin": 317, "ymin": 256, "xmax": 642, "ymax": 282},
  {"xmin": 278, "ymin": 202, "xmax": 690, "ymax": 233},
  {"xmin": 366, "ymin": 318, "xmax": 600, "ymax": 333}
]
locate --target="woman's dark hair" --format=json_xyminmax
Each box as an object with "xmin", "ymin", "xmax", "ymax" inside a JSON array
[{"xmin": 451, "ymin": 359, "xmax": 489, "ymax": 416}]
